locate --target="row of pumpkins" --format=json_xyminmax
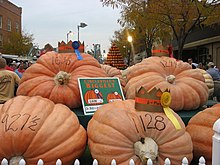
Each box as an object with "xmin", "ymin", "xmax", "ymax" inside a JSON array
[{"xmin": 0, "ymin": 52, "xmax": 218, "ymax": 165}]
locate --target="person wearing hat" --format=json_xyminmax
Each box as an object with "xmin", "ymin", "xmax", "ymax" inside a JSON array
[
  {"xmin": 9, "ymin": 61, "xmax": 17, "ymax": 71},
  {"xmin": 206, "ymin": 62, "xmax": 220, "ymax": 101},
  {"xmin": 0, "ymin": 58, "xmax": 20, "ymax": 104}
]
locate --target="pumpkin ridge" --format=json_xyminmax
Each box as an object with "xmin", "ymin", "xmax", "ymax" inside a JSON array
[
  {"xmin": 68, "ymin": 58, "xmax": 101, "ymax": 71},
  {"xmin": 88, "ymin": 142, "xmax": 135, "ymax": 161},
  {"xmin": 30, "ymin": 64, "xmax": 57, "ymax": 77},
  {"xmin": 17, "ymin": 78, "xmax": 52, "ymax": 96},
  {"xmin": 24, "ymin": 106, "xmax": 78, "ymax": 157},
  {"xmin": 26, "ymin": 126, "xmax": 85, "ymax": 159},
  {"xmin": 176, "ymin": 81, "xmax": 200, "ymax": 110},
  {"xmin": 90, "ymin": 119, "xmax": 135, "ymax": 146},
  {"xmin": 91, "ymin": 109, "xmax": 136, "ymax": 142},
  {"xmin": 21, "ymin": 100, "xmax": 55, "ymax": 156},
  {"xmin": 176, "ymin": 78, "xmax": 208, "ymax": 108},
  {"xmin": 37, "ymin": 57, "xmax": 62, "ymax": 74}
]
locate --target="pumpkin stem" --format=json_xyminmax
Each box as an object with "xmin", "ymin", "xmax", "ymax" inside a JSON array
[
  {"xmin": 54, "ymin": 71, "xmax": 71, "ymax": 85},
  {"xmin": 134, "ymin": 137, "xmax": 158, "ymax": 164},
  {"xmin": 166, "ymin": 75, "xmax": 175, "ymax": 84},
  {"xmin": 9, "ymin": 156, "xmax": 24, "ymax": 165}
]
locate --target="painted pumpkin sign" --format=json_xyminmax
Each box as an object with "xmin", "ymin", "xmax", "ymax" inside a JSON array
[
  {"xmin": 107, "ymin": 92, "xmax": 122, "ymax": 102},
  {"xmin": 84, "ymin": 88, "xmax": 103, "ymax": 105}
]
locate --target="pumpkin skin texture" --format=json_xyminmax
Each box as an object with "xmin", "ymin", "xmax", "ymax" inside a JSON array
[
  {"xmin": 196, "ymin": 68, "xmax": 214, "ymax": 98},
  {"xmin": 125, "ymin": 56, "xmax": 209, "ymax": 111},
  {"xmin": 87, "ymin": 100, "xmax": 193, "ymax": 165},
  {"xmin": 101, "ymin": 64, "xmax": 126, "ymax": 91},
  {"xmin": 186, "ymin": 103, "xmax": 220, "ymax": 165},
  {"xmin": 16, "ymin": 52, "xmax": 107, "ymax": 109},
  {"xmin": 0, "ymin": 96, "xmax": 87, "ymax": 165}
]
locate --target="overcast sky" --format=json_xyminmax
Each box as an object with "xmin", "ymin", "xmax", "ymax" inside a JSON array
[{"xmin": 11, "ymin": 0, "xmax": 122, "ymax": 54}]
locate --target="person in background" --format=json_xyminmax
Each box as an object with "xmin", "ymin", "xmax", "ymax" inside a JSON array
[
  {"xmin": 187, "ymin": 58, "xmax": 198, "ymax": 69},
  {"xmin": 40, "ymin": 43, "xmax": 54, "ymax": 56},
  {"xmin": 5, "ymin": 59, "xmax": 14, "ymax": 71},
  {"xmin": 15, "ymin": 60, "xmax": 26, "ymax": 78},
  {"xmin": 197, "ymin": 62, "xmax": 206, "ymax": 70},
  {"xmin": 0, "ymin": 58, "xmax": 20, "ymax": 104},
  {"xmin": 9, "ymin": 61, "xmax": 17, "ymax": 71},
  {"xmin": 206, "ymin": 62, "xmax": 220, "ymax": 102}
]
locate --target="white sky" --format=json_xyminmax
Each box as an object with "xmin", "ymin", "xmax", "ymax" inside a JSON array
[{"xmin": 10, "ymin": 0, "xmax": 122, "ymax": 54}]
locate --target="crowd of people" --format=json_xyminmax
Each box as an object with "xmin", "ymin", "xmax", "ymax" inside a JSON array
[
  {"xmin": 188, "ymin": 58, "xmax": 220, "ymax": 102},
  {"xmin": 0, "ymin": 43, "xmax": 53, "ymax": 104},
  {"xmin": 0, "ymin": 57, "xmax": 35, "ymax": 103},
  {"xmin": 4, "ymin": 59, "xmax": 33, "ymax": 77}
]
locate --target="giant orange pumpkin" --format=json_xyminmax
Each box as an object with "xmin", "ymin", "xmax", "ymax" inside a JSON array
[
  {"xmin": 125, "ymin": 56, "xmax": 209, "ymax": 111},
  {"xmin": 16, "ymin": 52, "xmax": 107, "ymax": 108},
  {"xmin": 87, "ymin": 100, "xmax": 193, "ymax": 165},
  {"xmin": 186, "ymin": 103, "xmax": 220, "ymax": 165},
  {"xmin": 0, "ymin": 96, "xmax": 87, "ymax": 165},
  {"xmin": 100, "ymin": 64, "xmax": 126, "ymax": 90}
]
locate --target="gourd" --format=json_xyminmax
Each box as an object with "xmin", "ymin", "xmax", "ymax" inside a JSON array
[
  {"xmin": 16, "ymin": 52, "xmax": 107, "ymax": 108},
  {"xmin": 186, "ymin": 103, "xmax": 220, "ymax": 165},
  {"xmin": 0, "ymin": 96, "xmax": 87, "ymax": 165},
  {"xmin": 197, "ymin": 68, "xmax": 214, "ymax": 98},
  {"xmin": 125, "ymin": 56, "xmax": 209, "ymax": 111},
  {"xmin": 87, "ymin": 99, "xmax": 193, "ymax": 165}
]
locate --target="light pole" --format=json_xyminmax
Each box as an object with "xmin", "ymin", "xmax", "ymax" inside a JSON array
[
  {"xmin": 77, "ymin": 22, "xmax": 88, "ymax": 42},
  {"xmin": 127, "ymin": 35, "xmax": 133, "ymax": 66},
  {"xmin": 67, "ymin": 31, "xmax": 73, "ymax": 43}
]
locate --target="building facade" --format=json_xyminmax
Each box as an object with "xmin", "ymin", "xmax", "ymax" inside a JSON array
[
  {"xmin": 174, "ymin": 24, "xmax": 220, "ymax": 68},
  {"xmin": 0, "ymin": 0, "xmax": 22, "ymax": 52}
]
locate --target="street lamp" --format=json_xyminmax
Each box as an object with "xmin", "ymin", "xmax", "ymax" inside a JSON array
[
  {"xmin": 77, "ymin": 22, "xmax": 88, "ymax": 41},
  {"xmin": 127, "ymin": 35, "xmax": 133, "ymax": 66},
  {"xmin": 67, "ymin": 31, "xmax": 73, "ymax": 43}
]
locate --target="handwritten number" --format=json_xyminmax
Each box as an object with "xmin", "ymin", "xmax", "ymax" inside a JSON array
[
  {"xmin": 1, "ymin": 114, "xmax": 9, "ymax": 132},
  {"xmin": 20, "ymin": 113, "xmax": 31, "ymax": 130},
  {"xmin": 145, "ymin": 114, "xmax": 155, "ymax": 129},
  {"xmin": 8, "ymin": 114, "xmax": 21, "ymax": 131},
  {"xmin": 154, "ymin": 116, "xmax": 166, "ymax": 131},
  {"xmin": 28, "ymin": 116, "xmax": 40, "ymax": 131},
  {"xmin": 52, "ymin": 56, "xmax": 71, "ymax": 66},
  {"xmin": 160, "ymin": 59, "xmax": 177, "ymax": 68},
  {"xmin": 131, "ymin": 113, "xmax": 166, "ymax": 133},
  {"xmin": 1, "ymin": 113, "xmax": 40, "ymax": 132}
]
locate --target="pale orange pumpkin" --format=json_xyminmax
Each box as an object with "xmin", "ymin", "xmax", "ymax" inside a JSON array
[
  {"xmin": 16, "ymin": 52, "xmax": 107, "ymax": 108},
  {"xmin": 0, "ymin": 96, "xmax": 87, "ymax": 165},
  {"xmin": 125, "ymin": 56, "xmax": 209, "ymax": 111},
  {"xmin": 186, "ymin": 103, "xmax": 220, "ymax": 165},
  {"xmin": 196, "ymin": 68, "xmax": 214, "ymax": 98},
  {"xmin": 101, "ymin": 64, "xmax": 126, "ymax": 90},
  {"xmin": 87, "ymin": 100, "xmax": 193, "ymax": 165}
]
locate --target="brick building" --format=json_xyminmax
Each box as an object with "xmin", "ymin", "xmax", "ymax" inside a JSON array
[{"xmin": 0, "ymin": 0, "xmax": 22, "ymax": 52}]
